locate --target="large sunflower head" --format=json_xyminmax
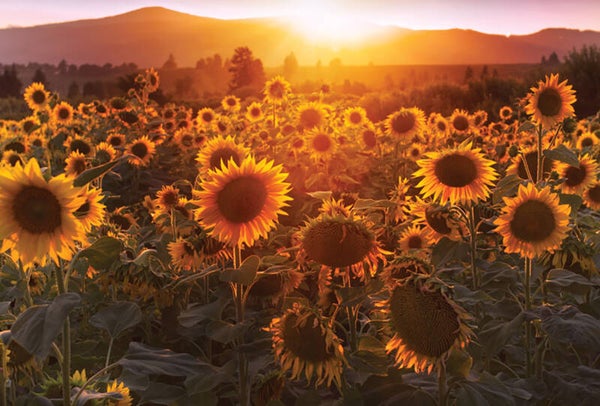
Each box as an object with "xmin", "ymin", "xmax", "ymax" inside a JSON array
[
  {"xmin": 413, "ymin": 143, "xmax": 498, "ymax": 205},
  {"xmin": 195, "ymin": 156, "xmax": 292, "ymax": 247},
  {"xmin": 268, "ymin": 303, "xmax": 345, "ymax": 388},
  {"xmin": 494, "ymin": 183, "xmax": 571, "ymax": 259},
  {"xmin": 525, "ymin": 73, "xmax": 576, "ymax": 129},
  {"xmin": 556, "ymin": 155, "xmax": 598, "ymax": 195},
  {"xmin": 23, "ymin": 82, "xmax": 50, "ymax": 111},
  {"xmin": 379, "ymin": 273, "xmax": 472, "ymax": 374},
  {"xmin": 0, "ymin": 158, "xmax": 86, "ymax": 265},
  {"xmin": 385, "ymin": 107, "xmax": 426, "ymax": 140}
]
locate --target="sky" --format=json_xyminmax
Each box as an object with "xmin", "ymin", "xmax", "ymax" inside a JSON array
[{"xmin": 1, "ymin": 0, "xmax": 599, "ymax": 36}]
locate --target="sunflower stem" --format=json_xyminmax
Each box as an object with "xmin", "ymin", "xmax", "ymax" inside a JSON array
[
  {"xmin": 54, "ymin": 264, "xmax": 72, "ymax": 406},
  {"xmin": 536, "ymin": 123, "xmax": 544, "ymax": 183},
  {"xmin": 469, "ymin": 205, "xmax": 479, "ymax": 290},
  {"xmin": 524, "ymin": 257, "xmax": 533, "ymax": 377},
  {"xmin": 232, "ymin": 245, "xmax": 249, "ymax": 406},
  {"xmin": 438, "ymin": 360, "xmax": 448, "ymax": 406}
]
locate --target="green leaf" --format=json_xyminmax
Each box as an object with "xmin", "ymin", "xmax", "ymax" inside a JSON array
[
  {"xmin": 479, "ymin": 312, "xmax": 525, "ymax": 356},
  {"xmin": 74, "ymin": 389, "xmax": 128, "ymax": 406},
  {"xmin": 492, "ymin": 174, "xmax": 522, "ymax": 205},
  {"xmin": 540, "ymin": 305, "xmax": 600, "ymax": 353},
  {"xmin": 546, "ymin": 268, "xmax": 596, "ymax": 295},
  {"xmin": 204, "ymin": 320, "xmax": 245, "ymax": 343},
  {"xmin": 544, "ymin": 144, "xmax": 580, "ymax": 167},
  {"xmin": 431, "ymin": 238, "xmax": 469, "ymax": 267},
  {"xmin": 138, "ymin": 382, "xmax": 186, "ymax": 405},
  {"xmin": 118, "ymin": 342, "xmax": 217, "ymax": 377},
  {"xmin": 352, "ymin": 199, "xmax": 397, "ymax": 210},
  {"xmin": 78, "ymin": 237, "xmax": 122, "ymax": 270},
  {"xmin": 559, "ymin": 193, "xmax": 583, "ymax": 212},
  {"xmin": 219, "ymin": 255, "xmax": 259, "ymax": 285},
  {"xmin": 89, "ymin": 301, "xmax": 142, "ymax": 339},
  {"xmin": 178, "ymin": 296, "xmax": 229, "ymax": 328},
  {"xmin": 306, "ymin": 190, "xmax": 332, "ymax": 200},
  {"xmin": 517, "ymin": 121, "xmax": 536, "ymax": 133},
  {"xmin": 73, "ymin": 158, "xmax": 122, "ymax": 187},
  {"xmin": 456, "ymin": 373, "xmax": 516, "ymax": 406},
  {"xmin": 10, "ymin": 293, "xmax": 81, "ymax": 360}
]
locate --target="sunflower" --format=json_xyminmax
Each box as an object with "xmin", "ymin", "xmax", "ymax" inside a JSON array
[
  {"xmin": 195, "ymin": 135, "xmax": 249, "ymax": 175},
  {"xmin": 64, "ymin": 151, "xmax": 87, "ymax": 177},
  {"xmin": 379, "ymin": 255, "xmax": 431, "ymax": 289},
  {"xmin": 106, "ymin": 380, "xmax": 132, "ymax": 406},
  {"xmin": 0, "ymin": 158, "xmax": 86, "ymax": 265},
  {"xmin": 576, "ymin": 131, "xmax": 600, "ymax": 150},
  {"xmin": 52, "ymin": 101, "xmax": 74, "ymax": 126},
  {"xmin": 306, "ymin": 128, "xmax": 336, "ymax": 161},
  {"xmin": 64, "ymin": 135, "xmax": 93, "ymax": 156},
  {"xmin": 264, "ymin": 75, "xmax": 291, "ymax": 103},
  {"xmin": 499, "ymin": 106, "xmax": 513, "ymax": 121},
  {"xmin": 525, "ymin": 73, "xmax": 576, "ymax": 129},
  {"xmin": 195, "ymin": 156, "xmax": 292, "ymax": 247},
  {"xmin": 173, "ymin": 128, "xmax": 195, "ymax": 151},
  {"xmin": 583, "ymin": 181, "xmax": 600, "ymax": 210},
  {"xmin": 144, "ymin": 67, "xmax": 160, "ymax": 93},
  {"xmin": 107, "ymin": 207, "xmax": 137, "ymax": 231},
  {"xmin": 413, "ymin": 143, "xmax": 498, "ymax": 205},
  {"xmin": 168, "ymin": 231, "xmax": 229, "ymax": 271},
  {"xmin": 3, "ymin": 138, "xmax": 28, "ymax": 154},
  {"xmin": 1, "ymin": 150, "xmax": 24, "ymax": 167},
  {"xmin": 381, "ymin": 274, "xmax": 472, "ymax": 374},
  {"xmin": 23, "ymin": 82, "xmax": 50, "ymax": 111},
  {"xmin": 410, "ymin": 198, "xmax": 465, "ymax": 243},
  {"xmin": 154, "ymin": 185, "xmax": 180, "ymax": 211},
  {"xmin": 296, "ymin": 102, "xmax": 328, "ymax": 131},
  {"xmin": 556, "ymin": 155, "xmax": 598, "ymax": 195},
  {"xmin": 359, "ymin": 124, "xmax": 379, "ymax": 151},
  {"xmin": 247, "ymin": 269, "xmax": 304, "ymax": 308},
  {"xmin": 472, "ymin": 110, "xmax": 488, "ymax": 128},
  {"xmin": 494, "ymin": 183, "xmax": 571, "ymax": 259},
  {"xmin": 406, "ymin": 143, "xmax": 423, "ymax": 161},
  {"xmin": 398, "ymin": 225, "xmax": 431, "ymax": 253},
  {"xmin": 343, "ymin": 106, "xmax": 368, "ymax": 128},
  {"xmin": 94, "ymin": 142, "xmax": 118, "ymax": 164},
  {"xmin": 430, "ymin": 114, "xmax": 450, "ymax": 137},
  {"xmin": 27, "ymin": 133, "xmax": 47, "ymax": 150},
  {"xmin": 213, "ymin": 114, "xmax": 232, "ymax": 134},
  {"xmin": 385, "ymin": 107, "xmax": 426, "ymax": 140},
  {"xmin": 74, "ymin": 186, "xmax": 106, "ymax": 232},
  {"xmin": 127, "ymin": 136, "xmax": 156, "ymax": 167},
  {"xmin": 506, "ymin": 147, "xmax": 555, "ymax": 181},
  {"xmin": 268, "ymin": 303, "xmax": 345, "ymax": 388},
  {"xmin": 221, "ymin": 95, "xmax": 241, "ymax": 113},
  {"xmin": 20, "ymin": 116, "xmax": 39, "ymax": 134},
  {"xmin": 245, "ymin": 101, "xmax": 264, "ymax": 122},
  {"xmin": 196, "ymin": 107, "xmax": 216, "ymax": 128},
  {"xmin": 106, "ymin": 133, "xmax": 126, "ymax": 149},
  {"xmin": 449, "ymin": 109, "xmax": 472, "ymax": 134}
]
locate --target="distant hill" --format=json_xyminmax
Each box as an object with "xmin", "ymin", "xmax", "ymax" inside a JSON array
[{"xmin": 0, "ymin": 6, "xmax": 599, "ymax": 67}]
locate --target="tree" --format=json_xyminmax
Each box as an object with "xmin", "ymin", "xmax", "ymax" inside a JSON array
[
  {"xmin": 67, "ymin": 81, "xmax": 80, "ymax": 99},
  {"xmin": 464, "ymin": 66, "xmax": 474, "ymax": 83},
  {"xmin": 561, "ymin": 45, "xmax": 600, "ymax": 117},
  {"xmin": 32, "ymin": 68, "xmax": 48, "ymax": 87},
  {"xmin": 228, "ymin": 46, "xmax": 265, "ymax": 92},
  {"xmin": 162, "ymin": 53, "xmax": 177, "ymax": 70},
  {"xmin": 0, "ymin": 65, "xmax": 22, "ymax": 98},
  {"xmin": 283, "ymin": 52, "xmax": 299, "ymax": 79}
]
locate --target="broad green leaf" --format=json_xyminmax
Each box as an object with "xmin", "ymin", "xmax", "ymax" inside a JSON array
[
  {"xmin": 546, "ymin": 268, "xmax": 596, "ymax": 295},
  {"xmin": 306, "ymin": 190, "xmax": 332, "ymax": 201},
  {"xmin": 559, "ymin": 193, "xmax": 583, "ymax": 213},
  {"xmin": 540, "ymin": 305, "xmax": 600, "ymax": 353},
  {"xmin": 456, "ymin": 373, "xmax": 516, "ymax": 406},
  {"xmin": 73, "ymin": 157, "xmax": 122, "ymax": 187},
  {"xmin": 544, "ymin": 144, "xmax": 579, "ymax": 167},
  {"xmin": 78, "ymin": 237, "xmax": 122, "ymax": 270},
  {"xmin": 479, "ymin": 312, "xmax": 525, "ymax": 356},
  {"xmin": 178, "ymin": 296, "xmax": 230, "ymax": 328},
  {"xmin": 138, "ymin": 382, "xmax": 186, "ymax": 405},
  {"xmin": 219, "ymin": 255, "xmax": 259, "ymax": 285},
  {"xmin": 89, "ymin": 301, "xmax": 142, "ymax": 339},
  {"xmin": 10, "ymin": 293, "xmax": 81, "ymax": 360},
  {"xmin": 517, "ymin": 121, "xmax": 536, "ymax": 133},
  {"xmin": 204, "ymin": 320, "xmax": 245, "ymax": 343},
  {"xmin": 492, "ymin": 174, "xmax": 522, "ymax": 205},
  {"xmin": 185, "ymin": 368, "xmax": 234, "ymax": 394},
  {"xmin": 74, "ymin": 389, "xmax": 127, "ymax": 406}
]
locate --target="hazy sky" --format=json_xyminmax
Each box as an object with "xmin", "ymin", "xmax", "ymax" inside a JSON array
[{"xmin": 1, "ymin": 0, "xmax": 599, "ymax": 35}]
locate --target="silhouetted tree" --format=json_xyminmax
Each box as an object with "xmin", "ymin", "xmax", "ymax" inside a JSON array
[
  {"xmin": 162, "ymin": 54, "xmax": 177, "ymax": 70},
  {"xmin": 548, "ymin": 51, "xmax": 560, "ymax": 65},
  {"xmin": 283, "ymin": 52, "xmax": 299, "ymax": 79},
  {"xmin": 228, "ymin": 46, "xmax": 265, "ymax": 92},
  {"xmin": 464, "ymin": 66, "xmax": 474, "ymax": 82},
  {"xmin": 67, "ymin": 81, "xmax": 80, "ymax": 99},
  {"xmin": 32, "ymin": 68, "xmax": 48, "ymax": 87},
  {"xmin": 0, "ymin": 65, "xmax": 22, "ymax": 98},
  {"xmin": 561, "ymin": 45, "xmax": 600, "ymax": 117}
]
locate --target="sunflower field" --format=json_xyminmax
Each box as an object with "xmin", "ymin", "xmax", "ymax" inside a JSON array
[{"xmin": 0, "ymin": 68, "xmax": 599, "ymax": 406}]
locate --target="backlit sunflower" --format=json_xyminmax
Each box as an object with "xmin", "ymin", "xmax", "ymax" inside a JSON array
[
  {"xmin": 472, "ymin": 110, "xmax": 488, "ymax": 128},
  {"xmin": 381, "ymin": 274, "xmax": 472, "ymax": 374},
  {"xmin": 583, "ymin": 181, "xmax": 600, "ymax": 210},
  {"xmin": 264, "ymin": 75, "xmax": 291, "ymax": 103},
  {"xmin": 268, "ymin": 303, "xmax": 345, "ymax": 388},
  {"xmin": 221, "ymin": 95, "xmax": 241, "ymax": 113},
  {"xmin": 576, "ymin": 131, "xmax": 600, "ymax": 150},
  {"xmin": 556, "ymin": 155, "xmax": 598, "ymax": 195},
  {"xmin": 154, "ymin": 185, "xmax": 180, "ymax": 211},
  {"xmin": 343, "ymin": 106, "xmax": 368, "ymax": 128},
  {"xmin": 74, "ymin": 186, "xmax": 106, "ymax": 232},
  {"xmin": 247, "ymin": 269, "xmax": 303, "ymax": 308},
  {"xmin": 94, "ymin": 142, "xmax": 118, "ymax": 164},
  {"xmin": 106, "ymin": 380, "xmax": 132, "ymax": 406},
  {"xmin": 1, "ymin": 150, "xmax": 24, "ymax": 167},
  {"xmin": 359, "ymin": 124, "xmax": 379, "ymax": 151},
  {"xmin": 296, "ymin": 102, "xmax": 328, "ymax": 131},
  {"xmin": 379, "ymin": 255, "xmax": 431, "ymax": 289},
  {"xmin": 106, "ymin": 133, "xmax": 126, "ymax": 149},
  {"xmin": 64, "ymin": 135, "xmax": 93, "ymax": 156},
  {"xmin": 173, "ymin": 128, "xmax": 195, "ymax": 151},
  {"xmin": 196, "ymin": 107, "xmax": 216, "ymax": 128},
  {"xmin": 506, "ymin": 147, "xmax": 555, "ymax": 181},
  {"xmin": 449, "ymin": 109, "xmax": 472, "ymax": 135},
  {"xmin": 410, "ymin": 198, "xmax": 465, "ymax": 243},
  {"xmin": 27, "ymin": 133, "xmax": 47, "ymax": 150},
  {"xmin": 144, "ymin": 67, "xmax": 160, "ymax": 93},
  {"xmin": 0, "ymin": 158, "xmax": 86, "ymax": 265},
  {"xmin": 64, "ymin": 151, "xmax": 87, "ymax": 177},
  {"xmin": 499, "ymin": 106, "xmax": 513, "ymax": 121},
  {"xmin": 398, "ymin": 225, "xmax": 431, "ymax": 253},
  {"xmin": 413, "ymin": 143, "xmax": 498, "ymax": 205},
  {"xmin": 23, "ymin": 82, "xmax": 50, "ymax": 111},
  {"xmin": 195, "ymin": 156, "xmax": 292, "ymax": 247},
  {"xmin": 406, "ymin": 143, "xmax": 423, "ymax": 161},
  {"xmin": 525, "ymin": 73, "xmax": 576, "ymax": 129},
  {"xmin": 52, "ymin": 101, "xmax": 74, "ymax": 126},
  {"xmin": 195, "ymin": 135, "xmax": 249, "ymax": 175},
  {"xmin": 307, "ymin": 129, "xmax": 336, "ymax": 161},
  {"xmin": 245, "ymin": 101, "xmax": 264, "ymax": 122},
  {"xmin": 494, "ymin": 183, "xmax": 571, "ymax": 259},
  {"xmin": 385, "ymin": 107, "xmax": 426, "ymax": 140},
  {"xmin": 127, "ymin": 136, "xmax": 156, "ymax": 167},
  {"xmin": 168, "ymin": 231, "xmax": 229, "ymax": 271},
  {"xmin": 430, "ymin": 114, "xmax": 450, "ymax": 137},
  {"xmin": 20, "ymin": 116, "xmax": 39, "ymax": 134}
]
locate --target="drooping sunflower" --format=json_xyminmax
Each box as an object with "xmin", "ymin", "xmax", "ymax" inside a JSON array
[
  {"xmin": 413, "ymin": 143, "xmax": 498, "ymax": 205},
  {"xmin": 144, "ymin": 67, "xmax": 160, "ymax": 93},
  {"xmin": 379, "ymin": 255, "xmax": 431, "ymax": 289},
  {"xmin": 73, "ymin": 186, "xmax": 106, "ymax": 232},
  {"xmin": 195, "ymin": 156, "xmax": 292, "ymax": 247},
  {"xmin": 247, "ymin": 269, "xmax": 304, "ymax": 308},
  {"xmin": 506, "ymin": 147, "xmax": 555, "ymax": 181},
  {"xmin": 381, "ymin": 274, "xmax": 472, "ymax": 374},
  {"xmin": 168, "ymin": 231, "xmax": 229, "ymax": 271},
  {"xmin": 296, "ymin": 102, "xmax": 328, "ymax": 131},
  {"xmin": 343, "ymin": 106, "xmax": 368, "ymax": 128},
  {"xmin": 494, "ymin": 183, "xmax": 571, "ymax": 259},
  {"xmin": 410, "ymin": 198, "xmax": 465, "ymax": 243},
  {"xmin": 583, "ymin": 181, "xmax": 600, "ymax": 210},
  {"xmin": 0, "ymin": 158, "xmax": 86, "ymax": 265},
  {"xmin": 306, "ymin": 128, "xmax": 337, "ymax": 161},
  {"xmin": 268, "ymin": 303, "xmax": 346, "ymax": 388},
  {"xmin": 245, "ymin": 101, "xmax": 264, "ymax": 122},
  {"xmin": 195, "ymin": 135, "xmax": 249, "ymax": 175},
  {"xmin": 359, "ymin": 124, "xmax": 379, "ymax": 151},
  {"xmin": 556, "ymin": 155, "xmax": 598, "ymax": 195},
  {"xmin": 64, "ymin": 151, "xmax": 88, "ymax": 177},
  {"xmin": 52, "ymin": 101, "xmax": 74, "ymax": 126},
  {"xmin": 449, "ymin": 109, "xmax": 472, "ymax": 135},
  {"xmin": 525, "ymin": 73, "xmax": 576, "ymax": 129},
  {"xmin": 397, "ymin": 225, "xmax": 431, "ymax": 253},
  {"xmin": 127, "ymin": 136, "xmax": 156, "ymax": 167},
  {"xmin": 385, "ymin": 107, "xmax": 426, "ymax": 140},
  {"xmin": 23, "ymin": 82, "xmax": 50, "ymax": 111},
  {"xmin": 221, "ymin": 95, "xmax": 241, "ymax": 113},
  {"xmin": 264, "ymin": 75, "xmax": 291, "ymax": 103},
  {"xmin": 576, "ymin": 131, "xmax": 600, "ymax": 150}
]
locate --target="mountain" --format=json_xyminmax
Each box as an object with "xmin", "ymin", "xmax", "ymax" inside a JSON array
[{"xmin": 0, "ymin": 7, "xmax": 599, "ymax": 67}]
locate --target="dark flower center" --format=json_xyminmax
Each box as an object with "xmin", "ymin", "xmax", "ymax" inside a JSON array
[
  {"xmin": 312, "ymin": 133, "xmax": 332, "ymax": 152},
  {"xmin": 452, "ymin": 115, "xmax": 469, "ymax": 132},
  {"xmin": 202, "ymin": 112, "xmax": 214, "ymax": 122},
  {"xmin": 407, "ymin": 235, "xmax": 423, "ymax": 249},
  {"xmin": 131, "ymin": 142, "xmax": 148, "ymax": 159},
  {"xmin": 362, "ymin": 129, "xmax": 377, "ymax": 149},
  {"xmin": 434, "ymin": 153, "xmax": 478, "ymax": 187},
  {"xmin": 509, "ymin": 199, "xmax": 556, "ymax": 242},
  {"xmin": 282, "ymin": 313, "xmax": 332, "ymax": 363},
  {"xmin": 391, "ymin": 112, "xmax": 416, "ymax": 135},
  {"xmin": 5, "ymin": 141, "xmax": 26, "ymax": 154},
  {"xmin": 300, "ymin": 108, "xmax": 322, "ymax": 130},
  {"xmin": 425, "ymin": 206, "xmax": 452, "ymax": 235},
  {"xmin": 217, "ymin": 176, "xmax": 267, "ymax": 223},
  {"xmin": 13, "ymin": 186, "xmax": 62, "ymax": 233},
  {"xmin": 588, "ymin": 185, "xmax": 600, "ymax": 203},
  {"xmin": 70, "ymin": 139, "xmax": 91, "ymax": 155},
  {"xmin": 564, "ymin": 164, "xmax": 587, "ymax": 187},
  {"xmin": 32, "ymin": 90, "xmax": 46, "ymax": 104},
  {"xmin": 537, "ymin": 88, "xmax": 562, "ymax": 117},
  {"xmin": 349, "ymin": 112, "xmax": 362, "ymax": 124},
  {"xmin": 209, "ymin": 147, "xmax": 240, "ymax": 170},
  {"xmin": 269, "ymin": 82, "xmax": 286, "ymax": 99}
]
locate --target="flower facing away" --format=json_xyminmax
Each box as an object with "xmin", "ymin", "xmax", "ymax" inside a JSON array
[
  {"xmin": 413, "ymin": 143, "xmax": 498, "ymax": 205},
  {"xmin": 494, "ymin": 183, "xmax": 571, "ymax": 259},
  {"xmin": 268, "ymin": 303, "xmax": 346, "ymax": 388},
  {"xmin": 0, "ymin": 158, "xmax": 86, "ymax": 265},
  {"xmin": 195, "ymin": 156, "xmax": 292, "ymax": 247},
  {"xmin": 525, "ymin": 73, "xmax": 576, "ymax": 129}
]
